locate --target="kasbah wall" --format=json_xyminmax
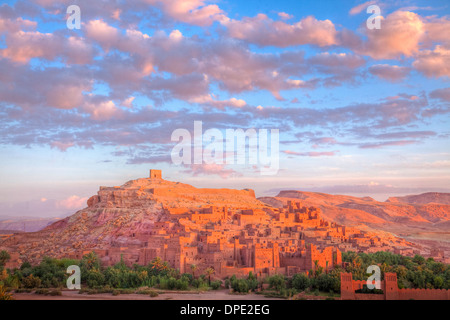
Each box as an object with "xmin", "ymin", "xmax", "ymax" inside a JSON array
[{"xmin": 341, "ymin": 272, "xmax": 450, "ymax": 300}]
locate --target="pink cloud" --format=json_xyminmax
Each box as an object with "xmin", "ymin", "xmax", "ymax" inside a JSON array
[
  {"xmin": 430, "ymin": 87, "xmax": 450, "ymax": 102},
  {"xmin": 278, "ymin": 12, "xmax": 293, "ymax": 20},
  {"xmin": 184, "ymin": 164, "xmax": 242, "ymax": 179},
  {"xmin": 82, "ymin": 99, "xmax": 122, "ymax": 121},
  {"xmin": 0, "ymin": 61, "xmax": 92, "ymax": 110},
  {"xmin": 360, "ymin": 11, "xmax": 425, "ymax": 59},
  {"xmin": 224, "ymin": 14, "xmax": 338, "ymax": 47},
  {"xmin": 413, "ymin": 46, "xmax": 450, "ymax": 78},
  {"xmin": 144, "ymin": 0, "xmax": 228, "ymax": 26},
  {"xmin": 423, "ymin": 15, "xmax": 450, "ymax": 46},
  {"xmin": 311, "ymin": 137, "xmax": 338, "ymax": 145},
  {"xmin": 283, "ymin": 150, "xmax": 337, "ymax": 157},
  {"xmin": 1, "ymin": 30, "xmax": 60, "ymax": 63},
  {"xmin": 56, "ymin": 195, "xmax": 88, "ymax": 210},
  {"xmin": 309, "ymin": 52, "xmax": 365, "ymax": 69},
  {"xmin": 359, "ymin": 140, "xmax": 417, "ymax": 149},
  {"xmin": 349, "ymin": 1, "xmax": 376, "ymax": 15},
  {"xmin": 65, "ymin": 36, "xmax": 95, "ymax": 65},
  {"xmin": 45, "ymin": 82, "xmax": 88, "ymax": 109},
  {"xmin": 369, "ymin": 64, "xmax": 411, "ymax": 82},
  {"xmin": 0, "ymin": 16, "xmax": 36, "ymax": 34},
  {"xmin": 50, "ymin": 141, "xmax": 75, "ymax": 152},
  {"xmin": 0, "ymin": 28, "xmax": 93, "ymax": 65},
  {"xmin": 188, "ymin": 94, "xmax": 247, "ymax": 109},
  {"xmin": 373, "ymin": 131, "xmax": 435, "ymax": 140},
  {"xmin": 85, "ymin": 19, "xmax": 120, "ymax": 50}
]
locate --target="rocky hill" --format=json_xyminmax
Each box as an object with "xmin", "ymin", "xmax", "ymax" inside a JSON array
[
  {"xmin": 386, "ymin": 192, "xmax": 450, "ymax": 205},
  {"xmin": 0, "ymin": 174, "xmax": 266, "ymax": 264}
]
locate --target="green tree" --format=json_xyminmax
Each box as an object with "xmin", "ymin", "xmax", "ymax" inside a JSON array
[
  {"xmin": 231, "ymin": 278, "xmax": 249, "ymax": 293},
  {"xmin": 434, "ymin": 276, "xmax": 444, "ymax": 289},
  {"xmin": 267, "ymin": 274, "xmax": 285, "ymax": 293},
  {"xmin": 292, "ymin": 273, "xmax": 310, "ymax": 291},
  {"xmin": 190, "ymin": 264, "xmax": 197, "ymax": 279},
  {"xmin": 81, "ymin": 252, "xmax": 101, "ymax": 271},
  {"xmin": 204, "ymin": 267, "xmax": 215, "ymax": 285},
  {"xmin": 413, "ymin": 254, "xmax": 425, "ymax": 265},
  {"xmin": 21, "ymin": 274, "xmax": 41, "ymax": 289},
  {"xmin": 149, "ymin": 257, "xmax": 170, "ymax": 276},
  {"xmin": 0, "ymin": 284, "xmax": 14, "ymax": 300},
  {"xmin": 247, "ymin": 272, "xmax": 258, "ymax": 291},
  {"xmin": 0, "ymin": 250, "xmax": 11, "ymax": 268},
  {"xmin": 86, "ymin": 269, "xmax": 106, "ymax": 288},
  {"xmin": 20, "ymin": 261, "xmax": 31, "ymax": 270}
]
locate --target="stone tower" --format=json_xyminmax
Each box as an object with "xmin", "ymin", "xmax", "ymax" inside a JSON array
[
  {"xmin": 149, "ymin": 169, "xmax": 162, "ymax": 179},
  {"xmin": 340, "ymin": 273, "xmax": 355, "ymax": 300},
  {"xmin": 384, "ymin": 272, "xmax": 399, "ymax": 300}
]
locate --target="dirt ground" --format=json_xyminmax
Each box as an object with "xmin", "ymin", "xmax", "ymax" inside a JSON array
[{"xmin": 12, "ymin": 289, "xmax": 285, "ymax": 300}]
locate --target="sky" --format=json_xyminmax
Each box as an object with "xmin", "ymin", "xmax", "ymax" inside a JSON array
[{"xmin": 0, "ymin": 0, "xmax": 449, "ymax": 217}]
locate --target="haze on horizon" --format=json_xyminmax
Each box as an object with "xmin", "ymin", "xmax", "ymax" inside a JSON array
[{"xmin": 0, "ymin": 0, "xmax": 449, "ymax": 218}]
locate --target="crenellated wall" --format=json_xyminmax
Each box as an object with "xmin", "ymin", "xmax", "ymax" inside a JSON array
[{"xmin": 341, "ymin": 272, "xmax": 450, "ymax": 300}]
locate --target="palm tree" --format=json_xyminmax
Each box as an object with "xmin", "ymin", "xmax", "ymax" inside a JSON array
[
  {"xmin": 190, "ymin": 264, "xmax": 197, "ymax": 279},
  {"xmin": 82, "ymin": 251, "xmax": 99, "ymax": 271},
  {"xmin": 0, "ymin": 284, "xmax": 14, "ymax": 300},
  {"xmin": 151, "ymin": 257, "xmax": 167, "ymax": 272},
  {"xmin": 0, "ymin": 250, "xmax": 10, "ymax": 268},
  {"xmin": 313, "ymin": 260, "xmax": 319, "ymax": 277},
  {"xmin": 205, "ymin": 267, "xmax": 215, "ymax": 285}
]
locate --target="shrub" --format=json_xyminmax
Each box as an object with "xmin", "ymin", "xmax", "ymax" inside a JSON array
[
  {"xmin": 22, "ymin": 274, "xmax": 41, "ymax": 289},
  {"xmin": 48, "ymin": 289, "xmax": 62, "ymax": 296},
  {"xmin": 355, "ymin": 285, "xmax": 383, "ymax": 294},
  {"xmin": 315, "ymin": 274, "xmax": 340, "ymax": 293},
  {"xmin": 0, "ymin": 284, "xmax": 14, "ymax": 300},
  {"xmin": 191, "ymin": 278, "xmax": 208, "ymax": 289},
  {"xmin": 86, "ymin": 270, "xmax": 106, "ymax": 288},
  {"xmin": 35, "ymin": 288, "xmax": 49, "ymax": 295},
  {"xmin": 149, "ymin": 290, "xmax": 159, "ymax": 297},
  {"xmin": 119, "ymin": 288, "xmax": 135, "ymax": 294},
  {"xmin": 181, "ymin": 273, "xmax": 193, "ymax": 284},
  {"xmin": 0, "ymin": 251, "xmax": 11, "ymax": 268},
  {"xmin": 20, "ymin": 261, "xmax": 32, "ymax": 270},
  {"xmin": 136, "ymin": 288, "xmax": 155, "ymax": 295},
  {"xmin": 231, "ymin": 278, "xmax": 249, "ymax": 293},
  {"xmin": 267, "ymin": 274, "xmax": 286, "ymax": 292},
  {"xmin": 292, "ymin": 273, "xmax": 310, "ymax": 291},
  {"xmin": 210, "ymin": 280, "xmax": 222, "ymax": 290},
  {"xmin": 112, "ymin": 290, "xmax": 120, "ymax": 296}
]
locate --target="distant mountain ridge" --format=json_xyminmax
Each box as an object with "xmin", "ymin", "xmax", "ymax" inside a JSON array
[
  {"xmin": 386, "ymin": 192, "xmax": 450, "ymax": 205},
  {"xmin": 0, "ymin": 216, "xmax": 63, "ymax": 232}
]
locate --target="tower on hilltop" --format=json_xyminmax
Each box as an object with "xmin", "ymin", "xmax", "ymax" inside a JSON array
[{"xmin": 149, "ymin": 169, "xmax": 162, "ymax": 179}]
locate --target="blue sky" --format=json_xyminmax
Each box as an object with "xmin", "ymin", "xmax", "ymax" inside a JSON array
[{"xmin": 0, "ymin": 0, "xmax": 449, "ymax": 217}]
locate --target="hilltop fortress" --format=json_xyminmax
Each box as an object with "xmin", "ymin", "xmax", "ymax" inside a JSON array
[{"xmin": 1, "ymin": 170, "xmax": 418, "ymax": 278}]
